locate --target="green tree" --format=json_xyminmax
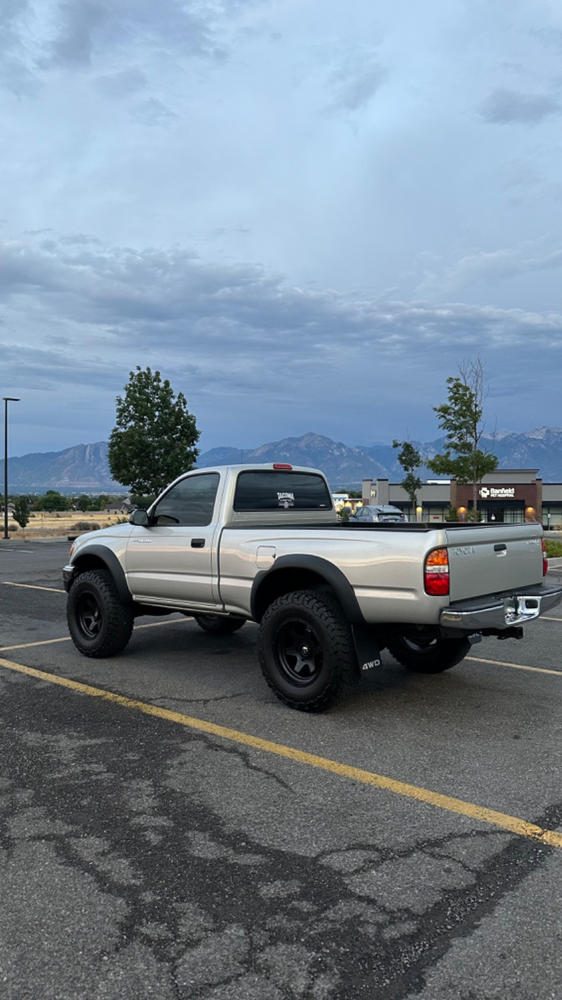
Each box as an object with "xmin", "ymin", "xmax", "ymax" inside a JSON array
[
  {"xmin": 108, "ymin": 367, "xmax": 200, "ymax": 496},
  {"xmin": 130, "ymin": 493, "xmax": 156, "ymax": 510},
  {"xmin": 13, "ymin": 496, "xmax": 31, "ymax": 528},
  {"xmin": 392, "ymin": 439, "xmax": 423, "ymax": 512},
  {"xmin": 428, "ymin": 359, "xmax": 498, "ymax": 519},
  {"xmin": 33, "ymin": 491, "xmax": 69, "ymax": 512}
]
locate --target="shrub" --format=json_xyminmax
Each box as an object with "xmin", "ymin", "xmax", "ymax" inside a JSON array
[
  {"xmin": 545, "ymin": 538, "xmax": 562, "ymax": 558},
  {"xmin": 72, "ymin": 521, "xmax": 101, "ymax": 532}
]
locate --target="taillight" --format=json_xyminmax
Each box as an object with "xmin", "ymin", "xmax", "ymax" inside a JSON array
[
  {"xmin": 425, "ymin": 547, "xmax": 449, "ymax": 596},
  {"xmin": 273, "ymin": 463, "xmax": 293, "ymax": 470},
  {"xmin": 542, "ymin": 538, "xmax": 548, "ymax": 577}
]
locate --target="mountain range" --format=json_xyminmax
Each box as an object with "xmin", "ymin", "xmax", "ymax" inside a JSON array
[{"xmin": 2, "ymin": 427, "xmax": 562, "ymax": 494}]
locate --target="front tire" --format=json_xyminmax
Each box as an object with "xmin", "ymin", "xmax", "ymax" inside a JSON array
[
  {"xmin": 67, "ymin": 569, "xmax": 134, "ymax": 657},
  {"xmin": 258, "ymin": 590, "xmax": 356, "ymax": 712},
  {"xmin": 386, "ymin": 629, "xmax": 470, "ymax": 674},
  {"xmin": 194, "ymin": 614, "xmax": 246, "ymax": 635}
]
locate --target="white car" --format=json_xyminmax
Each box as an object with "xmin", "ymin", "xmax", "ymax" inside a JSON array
[{"xmin": 351, "ymin": 504, "xmax": 407, "ymax": 523}]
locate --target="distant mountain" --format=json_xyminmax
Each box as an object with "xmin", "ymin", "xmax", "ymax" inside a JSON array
[
  {"xmin": 1, "ymin": 442, "xmax": 124, "ymax": 494},
  {"xmin": 3, "ymin": 427, "xmax": 562, "ymax": 493},
  {"xmin": 197, "ymin": 432, "xmax": 388, "ymax": 487},
  {"xmin": 477, "ymin": 427, "xmax": 562, "ymax": 482},
  {"xmin": 197, "ymin": 427, "xmax": 562, "ymax": 487}
]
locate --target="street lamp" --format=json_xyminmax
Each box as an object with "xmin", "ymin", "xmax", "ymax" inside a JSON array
[{"xmin": 3, "ymin": 396, "xmax": 20, "ymax": 540}]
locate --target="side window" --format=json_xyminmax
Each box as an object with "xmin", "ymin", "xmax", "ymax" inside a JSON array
[{"xmin": 153, "ymin": 473, "xmax": 219, "ymax": 527}]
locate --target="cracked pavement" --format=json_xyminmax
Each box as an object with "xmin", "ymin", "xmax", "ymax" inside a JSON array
[{"xmin": 0, "ymin": 541, "xmax": 561, "ymax": 998}]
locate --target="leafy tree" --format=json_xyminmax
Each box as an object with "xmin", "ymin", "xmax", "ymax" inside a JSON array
[
  {"xmin": 108, "ymin": 367, "xmax": 200, "ymax": 496},
  {"xmin": 88, "ymin": 495, "xmax": 110, "ymax": 510},
  {"xmin": 13, "ymin": 496, "xmax": 31, "ymax": 528},
  {"xmin": 33, "ymin": 491, "xmax": 70, "ymax": 512},
  {"xmin": 130, "ymin": 492, "xmax": 157, "ymax": 510},
  {"xmin": 428, "ymin": 359, "xmax": 498, "ymax": 519},
  {"xmin": 392, "ymin": 439, "xmax": 423, "ymax": 511}
]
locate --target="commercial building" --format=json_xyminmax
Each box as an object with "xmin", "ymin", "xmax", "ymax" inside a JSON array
[{"xmin": 362, "ymin": 470, "xmax": 562, "ymax": 528}]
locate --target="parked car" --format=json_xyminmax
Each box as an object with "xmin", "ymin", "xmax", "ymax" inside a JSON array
[{"xmin": 350, "ymin": 504, "xmax": 407, "ymax": 523}]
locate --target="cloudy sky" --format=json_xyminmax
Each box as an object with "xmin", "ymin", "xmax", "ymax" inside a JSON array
[{"xmin": 2, "ymin": 0, "xmax": 562, "ymax": 457}]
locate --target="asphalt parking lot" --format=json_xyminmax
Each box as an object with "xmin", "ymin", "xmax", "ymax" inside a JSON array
[{"xmin": 1, "ymin": 539, "xmax": 561, "ymax": 1000}]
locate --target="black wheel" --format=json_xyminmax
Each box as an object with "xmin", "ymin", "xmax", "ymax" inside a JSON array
[
  {"xmin": 67, "ymin": 569, "xmax": 134, "ymax": 658},
  {"xmin": 386, "ymin": 629, "xmax": 470, "ymax": 674},
  {"xmin": 257, "ymin": 590, "xmax": 357, "ymax": 712},
  {"xmin": 194, "ymin": 614, "xmax": 246, "ymax": 635}
]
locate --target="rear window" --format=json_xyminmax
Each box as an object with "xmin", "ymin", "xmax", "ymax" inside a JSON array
[{"xmin": 233, "ymin": 471, "xmax": 332, "ymax": 511}]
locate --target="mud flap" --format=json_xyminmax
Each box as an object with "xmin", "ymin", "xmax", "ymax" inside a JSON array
[{"xmin": 351, "ymin": 624, "xmax": 382, "ymax": 676}]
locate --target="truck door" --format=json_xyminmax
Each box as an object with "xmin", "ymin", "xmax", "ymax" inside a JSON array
[{"xmin": 125, "ymin": 472, "xmax": 221, "ymax": 607}]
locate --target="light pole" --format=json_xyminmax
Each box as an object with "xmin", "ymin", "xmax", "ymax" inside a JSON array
[{"xmin": 3, "ymin": 396, "xmax": 20, "ymax": 540}]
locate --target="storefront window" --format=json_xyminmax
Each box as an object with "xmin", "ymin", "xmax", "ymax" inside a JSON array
[
  {"xmin": 503, "ymin": 508, "xmax": 526, "ymax": 524},
  {"xmin": 543, "ymin": 506, "xmax": 562, "ymax": 530}
]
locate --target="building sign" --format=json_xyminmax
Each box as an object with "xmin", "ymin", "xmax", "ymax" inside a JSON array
[{"xmin": 479, "ymin": 486, "xmax": 515, "ymax": 499}]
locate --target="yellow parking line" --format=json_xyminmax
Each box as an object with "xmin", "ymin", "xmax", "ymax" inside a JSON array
[
  {"xmin": 467, "ymin": 655, "xmax": 561, "ymax": 677},
  {"xmin": 542, "ymin": 616, "xmax": 562, "ymax": 622},
  {"xmin": 0, "ymin": 617, "xmax": 189, "ymax": 653},
  {"xmin": 3, "ymin": 581, "xmax": 66, "ymax": 594},
  {"xmin": 0, "ymin": 655, "xmax": 560, "ymax": 849}
]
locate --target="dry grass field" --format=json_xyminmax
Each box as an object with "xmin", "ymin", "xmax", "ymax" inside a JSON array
[{"xmin": 7, "ymin": 512, "xmax": 127, "ymax": 540}]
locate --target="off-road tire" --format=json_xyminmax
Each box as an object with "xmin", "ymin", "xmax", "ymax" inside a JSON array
[
  {"xmin": 194, "ymin": 614, "xmax": 246, "ymax": 635},
  {"xmin": 67, "ymin": 569, "xmax": 134, "ymax": 658},
  {"xmin": 386, "ymin": 631, "xmax": 470, "ymax": 674},
  {"xmin": 258, "ymin": 590, "xmax": 357, "ymax": 712}
]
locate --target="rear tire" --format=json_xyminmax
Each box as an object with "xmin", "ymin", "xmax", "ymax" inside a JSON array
[
  {"xmin": 67, "ymin": 569, "xmax": 134, "ymax": 658},
  {"xmin": 194, "ymin": 614, "xmax": 246, "ymax": 635},
  {"xmin": 258, "ymin": 590, "xmax": 356, "ymax": 712},
  {"xmin": 386, "ymin": 630, "xmax": 470, "ymax": 674}
]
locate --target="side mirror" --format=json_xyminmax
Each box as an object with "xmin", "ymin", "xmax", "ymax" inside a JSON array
[{"xmin": 129, "ymin": 508, "xmax": 150, "ymax": 526}]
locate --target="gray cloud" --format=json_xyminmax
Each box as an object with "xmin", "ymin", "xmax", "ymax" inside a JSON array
[
  {"xmin": 95, "ymin": 67, "xmax": 147, "ymax": 98},
  {"xmin": 327, "ymin": 49, "xmax": 386, "ymax": 112},
  {"xmin": 48, "ymin": 0, "xmax": 105, "ymax": 68},
  {"xmin": 421, "ymin": 244, "xmax": 562, "ymax": 296},
  {"xmin": 3, "ymin": 234, "xmax": 562, "ymax": 367},
  {"xmin": 45, "ymin": 0, "xmax": 223, "ymax": 71},
  {"xmin": 0, "ymin": 0, "xmax": 40, "ymax": 95},
  {"xmin": 131, "ymin": 97, "xmax": 177, "ymax": 126},
  {"xmin": 479, "ymin": 87, "xmax": 560, "ymax": 124},
  {"xmin": 3, "ymin": 232, "xmax": 562, "ymax": 453}
]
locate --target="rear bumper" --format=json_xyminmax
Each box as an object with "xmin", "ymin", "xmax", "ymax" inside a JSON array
[{"xmin": 440, "ymin": 581, "xmax": 562, "ymax": 632}]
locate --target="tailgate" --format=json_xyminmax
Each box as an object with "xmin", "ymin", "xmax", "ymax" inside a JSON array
[{"xmin": 445, "ymin": 524, "xmax": 544, "ymax": 602}]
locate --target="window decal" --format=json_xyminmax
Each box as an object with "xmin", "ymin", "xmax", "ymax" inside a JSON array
[{"xmin": 277, "ymin": 492, "xmax": 295, "ymax": 509}]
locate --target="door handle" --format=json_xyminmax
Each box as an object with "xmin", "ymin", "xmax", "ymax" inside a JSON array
[{"xmin": 191, "ymin": 538, "xmax": 205, "ymax": 548}]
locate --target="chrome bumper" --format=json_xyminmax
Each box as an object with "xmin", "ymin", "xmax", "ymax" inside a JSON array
[{"xmin": 440, "ymin": 581, "xmax": 562, "ymax": 632}]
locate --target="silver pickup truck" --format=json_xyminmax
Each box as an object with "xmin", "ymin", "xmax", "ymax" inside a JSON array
[{"xmin": 63, "ymin": 463, "xmax": 562, "ymax": 711}]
